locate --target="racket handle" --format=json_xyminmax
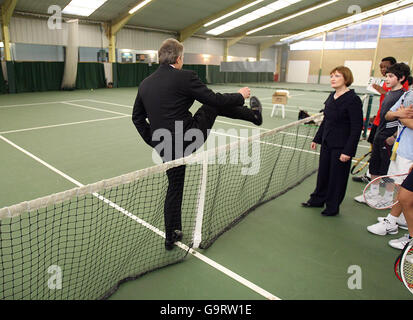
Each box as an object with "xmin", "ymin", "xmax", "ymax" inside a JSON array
[{"xmin": 390, "ymin": 142, "xmax": 399, "ymax": 161}]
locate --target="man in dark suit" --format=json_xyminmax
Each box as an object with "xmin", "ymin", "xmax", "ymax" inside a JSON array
[{"xmin": 132, "ymin": 38, "xmax": 263, "ymax": 250}]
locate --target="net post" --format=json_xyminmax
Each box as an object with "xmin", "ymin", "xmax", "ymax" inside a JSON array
[{"xmin": 193, "ymin": 151, "xmax": 209, "ymax": 248}]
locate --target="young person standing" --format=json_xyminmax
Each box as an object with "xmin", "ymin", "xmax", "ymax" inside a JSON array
[{"xmin": 354, "ymin": 63, "xmax": 411, "ymax": 206}]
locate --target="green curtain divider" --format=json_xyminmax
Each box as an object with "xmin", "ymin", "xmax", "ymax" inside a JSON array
[
  {"xmin": 207, "ymin": 65, "xmax": 273, "ymax": 84},
  {"xmin": 76, "ymin": 62, "xmax": 106, "ymax": 90},
  {"xmin": 182, "ymin": 64, "xmax": 207, "ymax": 83},
  {"xmin": 116, "ymin": 63, "xmax": 150, "ymax": 88},
  {"xmin": 13, "ymin": 61, "xmax": 64, "ymax": 93},
  {"xmin": 0, "ymin": 66, "xmax": 6, "ymax": 94}
]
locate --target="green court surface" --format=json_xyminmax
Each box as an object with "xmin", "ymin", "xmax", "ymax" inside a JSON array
[{"xmin": 0, "ymin": 85, "xmax": 411, "ymax": 300}]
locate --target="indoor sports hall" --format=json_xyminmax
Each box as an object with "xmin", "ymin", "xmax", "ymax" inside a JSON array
[{"xmin": 0, "ymin": 0, "xmax": 413, "ymax": 301}]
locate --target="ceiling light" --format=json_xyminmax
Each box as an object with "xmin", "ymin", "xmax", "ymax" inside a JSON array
[
  {"xmin": 206, "ymin": 0, "xmax": 303, "ymax": 36},
  {"xmin": 246, "ymin": 0, "xmax": 338, "ymax": 35},
  {"xmin": 204, "ymin": 0, "xmax": 264, "ymax": 27},
  {"xmin": 129, "ymin": 0, "xmax": 153, "ymax": 14},
  {"xmin": 62, "ymin": 0, "xmax": 108, "ymax": 17}
]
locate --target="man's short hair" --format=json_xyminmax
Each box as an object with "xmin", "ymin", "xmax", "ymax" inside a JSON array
[
  {"xmin": 330, "ymin": 66, "xmax": 354, "ymax": 87},
  {"xmin": 386, "ymin": 62, "xmax": 411, "ymax": 84},
  {"xmin": 381, "ymin": 57, "xmax": 397, "ymax": 65},
  {"xmin": 158, "ymin": 38, "xmax": 184, "ymax": 65}
]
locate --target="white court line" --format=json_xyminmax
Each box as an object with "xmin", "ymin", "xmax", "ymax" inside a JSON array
[
  {"xmin": 88, "ymin": 99, "xmax": 133, "ymax": 109},
  {"xmin": 0, "ymin": 100, "xmax": 88, "ymax": 109},
  {"xmin": 0, "ymin": 115, "xmax": 129, "ymax": 135},
  {"xmin": 214, "ymin": 119, "xmax": 270, "ymax": 131},
  {"xmin": 261, "ymin": 102, "xmax": 321, "ymax": 112},
  {"xmin": 0, "ymin": 134, "xmax": 280, "ymax": 300},
  {"xmin": 210, "ymin": 130, "xmax": 368, "ymax": 165},
  {"xmin": 211, "ymin": 130, "xmax": 319, "ymax": 155},
  {"xmin": 61, "ymin": 102, "xmax": 129, "ymax": 117}
]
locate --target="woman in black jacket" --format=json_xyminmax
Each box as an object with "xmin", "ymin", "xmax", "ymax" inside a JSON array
[{"xmin": 302, "ymin": 66, "xmax": 363, "ymax": 216}]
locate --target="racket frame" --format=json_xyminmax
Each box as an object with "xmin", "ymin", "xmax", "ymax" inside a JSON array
[
  {"xmin": 363, "ymin": 173, "xmax": 409, "ymax": 210},
  {"xmin": 399, "ymin": 239, "xmax": 413, "ymax": 293}
]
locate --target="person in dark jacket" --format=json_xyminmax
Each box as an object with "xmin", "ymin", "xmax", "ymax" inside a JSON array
[
  {"xmin": 302, "ymin": 66, "xmax": 363, "ymax": 216},
  {"xmin": 132, "ymin": 38, "xmax": 263, "ymax": 250}
]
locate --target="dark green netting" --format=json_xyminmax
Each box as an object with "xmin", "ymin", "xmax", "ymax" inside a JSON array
[
  {"xmin": 13, "ymin": 62, "xmax": 64, "ymax": 93},
  {"xmin": 76, "ymin": 62, "xmax": 106, "ymax": 90},
  {"xmin": 0, "ymin": 66, "xmax": 6, "ymax": 94}
]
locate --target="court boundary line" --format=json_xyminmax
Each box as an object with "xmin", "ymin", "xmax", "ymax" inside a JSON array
[
  {"xmin": 0, "ymin": 134, "xmax": 281, "ymax": 301},
  {"xmin": 0, "ymin": 99, "xmax": 89, "ymax": 109},
  {"xmin": 61, "ymin": 101, "xmax": 129, "ymax": 117},
  {"xmin": 0, "ymin": 115, "xmax": 129, "ymax": 135}
]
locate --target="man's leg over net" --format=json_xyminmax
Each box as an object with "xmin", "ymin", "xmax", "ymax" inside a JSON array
[{"xmin": 164, "ymin": 165, "xmax": 186, "ymax": 248}]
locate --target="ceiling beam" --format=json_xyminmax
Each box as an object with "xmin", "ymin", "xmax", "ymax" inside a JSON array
[
  {"xmin": 1, "ymin": 0, "xmax": 18, "ymax": 61},
  {"xmin": 1, "ymin": 0, "xmax": 17, "ymax": 25},
  {"xmin": 178, "ymin": 0, "xmax": 260, "ymax": 42},
  {"xmin": 259, "ymin": 36, "xmax": 282, "ymax": 52},
  {"xmin": 104, "ymin": 0, "xmax": 157, "ymax": 63}
]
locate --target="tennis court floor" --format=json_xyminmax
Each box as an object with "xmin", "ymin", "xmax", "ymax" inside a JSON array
[{"xmin": 1, "ymin": 85, "xmax": 411, "ymax": 300}]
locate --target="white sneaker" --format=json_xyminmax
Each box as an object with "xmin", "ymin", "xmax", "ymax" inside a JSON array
[
  {"xmin": 354, "ymin": 192, "xmax": 381, "ymax": 204},
  {"xmin": 367, "ymin": 219, "xmax": 398, "ymax": 235},
  {"xmin": 388, "ymin": 234, "xmax": 412, "ymax": 250},
  {"xmin": 377, "ymin": 214, "xmax": 408, "ymax": 230},
  {"xmin": 354, "ymin": 194, "xmax": 366, "ymax": 203}
]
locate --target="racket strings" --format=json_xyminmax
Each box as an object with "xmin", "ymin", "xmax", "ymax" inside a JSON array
[{"xmin": 402, "ymin": 247, "xmax": 413, "ymax": 289}]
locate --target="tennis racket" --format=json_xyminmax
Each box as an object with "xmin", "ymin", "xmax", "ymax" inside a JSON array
[
  {"xmin": 363, "ymin": 173, "xmax": 409, "ymax": 209},
  {"xmin": 394, "ymin": 239, "xmax": 413, "ymax": 294},
  {"xmin": 350, "ymin": 146, "xmax": 371, "ymax": 175}
]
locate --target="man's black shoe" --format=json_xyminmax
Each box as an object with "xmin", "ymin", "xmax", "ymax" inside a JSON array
[
  {"xmin": 321, "ymin": 210, "xmax": 339, "ymax": 216},
  {"xmin": 352, "ymin": 175, "xmax": 371, "ymax": 183},
  {"xmin": 250, "ymin": 96, "xmax": 263, "ymax": 126},
  {"xmin": 301, "ymin": 201, "xmax": 324, "ymax": 208},
  {"xmin": 165, "ymin": 230, "xmax": 183, "ymax": 251}
]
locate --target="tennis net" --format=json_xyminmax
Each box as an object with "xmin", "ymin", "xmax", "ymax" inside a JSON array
[{"xmin": 0, "ymin": 113, "xmax": 323, "ymax": 300}]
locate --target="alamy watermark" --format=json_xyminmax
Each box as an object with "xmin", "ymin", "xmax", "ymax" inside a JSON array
[
  {"xmin": 47, "ymin": 5, "xmax": 62, "ymax": 30},
  {"xmin": 47, "ymin": 265, "xmax": 62, "ymax": 290},
  {"xmin": 347, "ymin": 265, "xmax": 362, "ymax": 290},
  {"xmin": 151, "ymin": 123, "xmax": 261, "ymax": 176}
]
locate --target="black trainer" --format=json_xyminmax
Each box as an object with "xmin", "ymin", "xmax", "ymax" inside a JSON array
[
  {"xmin": 301, "ymin": 201, "xmax": 324, "ymax": 208},
  {"xmin": 165, "ymin": 230, "xmax": 183, "ymax": 251},
  {"xmin": 250, "ymin": 96, "xmax": 263, "ymax": 126},
  {"xmin": 352, "ymin": 175, "xmax": 371, "ymax": 183}
]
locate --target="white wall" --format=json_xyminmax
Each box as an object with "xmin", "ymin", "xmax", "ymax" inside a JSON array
[
  {"xmin": 9, "ymin": 16, "xmax": 107, "ymax": 48},
  {"xmin": 7, "ymin": 16, "xmax": 277, "ymax": 65},
  {"xmin": 10, "ymin": 16, "xmax": 67, "ymax": 46}
]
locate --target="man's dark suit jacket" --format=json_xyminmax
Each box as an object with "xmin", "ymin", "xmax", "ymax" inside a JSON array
[
  {"xmin": 313, "ymin": 89, "xmax": 363, "ymax": 157},
  {"xmin": 132, "ymin": 64, "xmax": 244, "ymax": 148}
]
